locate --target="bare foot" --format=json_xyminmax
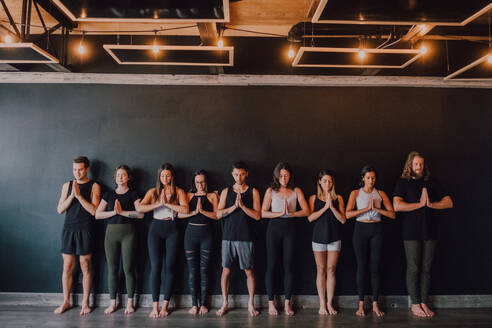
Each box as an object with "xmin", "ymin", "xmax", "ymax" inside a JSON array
[
  {"xmin": 80, "ymin": 303, "xmax": 91, "ymax": 316},
  {"xmin": 284, "ymin": 301, "xmax": 294, "ymax": 316},
  {"xmin": 356, "ymin": 302, "xmax": 365, "ymax": 317},
  {"xmin": 420, "ymin": 303, "xmax": 435, "ymax": 317},
  {"xmin": 268, "ymin": 301, "xmax": 279, "ymax": 316},
  {"xmin": 248, "ymin": 305, "xmax": 259, "ymax": 317},
  {"xmin": 54, "ymin": 302, "xmax": 70, "ymax": 314},
  {"xmin": 318, "ymin": 306, "xmax": 328, "ymax": 315},
  {"xmin": 188, "ymin": 306, "xmax": 198, "ymax": 315},
  {"xmin": 411, "ymin": 304, "xmax": 427, "ymax": 318},
  {"xmin": 327, "ymin": 304, "xmax": 338, "ymax": 315},
  {"xmin": 124, "ymin": 300, "xmax": 135, "ymax": 315},
  {"xmin": 372, "ymin": 302, "xmax": 384, "ymax": 317},
  {"xmin": 149, "ymin": 307, "xmax": 159, "ymax": 319},
  {"xmin": 216, "ymin": 304, "xmax": 228, "ymax": 316},
  {"xmin": 199, "ymin": 306, "xmax": 209, "ymax": 315},
  {"xmin": 104, "ymin": 301, "xmax": 118, "ymax": 315},
  {"xmin": 159, "ymin": 305, "xmax": 170, "ymax": 317}
]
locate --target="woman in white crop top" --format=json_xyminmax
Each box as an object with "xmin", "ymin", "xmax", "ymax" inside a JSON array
[
  {"xmin": 345, "ymin": 166, "xmax": 395, "ymax": 317},
  {"xmin": 136, "ymin": 163, "xmax": 189, "ymax": 319},
  {"xmin": 261, "ymin": 162, "xmax": 310, "ymax": 316}
]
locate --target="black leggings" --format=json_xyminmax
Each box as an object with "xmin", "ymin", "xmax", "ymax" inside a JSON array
[
  {"xmin": 184, "ymin": 224, "xmax": 213, "ymax": 307},
  {"xmin": 148, "ymin": 219, "xmax": 179, "ymax": 302},
  {"xmin": 353, "ymin": 222, "xmax": 383, "ymax": 302},
  {"xmin": 266, "ymin": 220, "xmax": 296, "ymax": 301}
]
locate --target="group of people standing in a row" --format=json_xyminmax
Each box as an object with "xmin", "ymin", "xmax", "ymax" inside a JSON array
[{"xmin": 54, "ymin": 151, "xmax": 453, "ymax": 319}]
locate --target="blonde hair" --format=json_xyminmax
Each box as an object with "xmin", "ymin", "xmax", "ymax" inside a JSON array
[
  {"xmin": 316, "ymin": 170, "xmax": 338, "ymax": 201},
  {"xmin": 401, "ymin": 151, "xmax": 430, "ymax": 180}
]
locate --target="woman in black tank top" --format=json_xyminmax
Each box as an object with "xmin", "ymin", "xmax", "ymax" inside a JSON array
[
  {"xmin": 307, "ymin": 170, "xmax": 346, "ymax": 316},
  {"xmin": 178, "ymin": 170, "xmax": 219, "ymax": 315}
]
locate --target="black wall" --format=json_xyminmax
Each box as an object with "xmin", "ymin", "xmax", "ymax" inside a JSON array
[{"xmin": 1, "ymin": 84, "xmax": 491, "ymax": 297}]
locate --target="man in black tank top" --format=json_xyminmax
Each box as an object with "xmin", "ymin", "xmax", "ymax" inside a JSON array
[
  {"xmin": 216, "ymin": 162, "xmax": 261, "ymax": 317},
  {"xmin": 54, "ymin": 156, "xmax": 101, "ymax": 315}
]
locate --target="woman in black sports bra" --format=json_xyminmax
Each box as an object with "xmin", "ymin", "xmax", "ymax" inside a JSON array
[{"xmin": 178, "ymin": 170, "xmax": 219, "ymax": 315}]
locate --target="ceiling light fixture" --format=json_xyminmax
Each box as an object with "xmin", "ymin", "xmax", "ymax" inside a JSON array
[
  {"xmin": 358, "ymin": 49, "xmax": 366, "ymax": 60},
  {"xmin": 4, "ymin": 34, "xmax": 12, "ymax": 43},
  {"xmin": 78, "ymin": 32, "xmax": 86, "ymax": 55},
  {"xmin": 152, "ymin": 31, "xmax": 159, "ymax": 54}
]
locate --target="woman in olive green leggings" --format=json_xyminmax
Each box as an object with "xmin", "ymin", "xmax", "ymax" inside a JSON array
[{"xmin": 96, "ymin": 165, "xmax": 143, "ymax": 314}]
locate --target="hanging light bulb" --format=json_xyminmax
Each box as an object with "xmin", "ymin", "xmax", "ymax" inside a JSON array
[
  {"xmin": 152, "ymin": 31, "xmax": 159, "ymax": 54},
  {"xmin": 288, "ymin": 47, "xmax": 295, "ymax": 59},
  {"xmin": 420, "ymin": 45, "xmax": 428, "ymax": 54},
  {"xmin": 218, "ymin": 39, "xmax": 224, "ymax": 48},
  {"xmin": 78, "ymin": 33, "xmax": 86, "ymax": 55},
  {"xmin": 358, "ymin": 49, "xmax": 366, "ymax": 60},
  {"xmin": 80, "ymin": 9, "xmax": 87, "ymax": 19},
  {"xmin": 488, "ymin": 54, "xmax": 492, "ymax": 64},
  {"xmin": 78, "ymin": 43, "xmax": 85, "ymax": 55},
  {"xmin": 4, "ymin": 34, "xmax": 12, "ymax": 43}
]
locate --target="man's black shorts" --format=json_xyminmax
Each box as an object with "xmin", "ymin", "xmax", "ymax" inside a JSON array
[{"xmin": 60, "ymin": 228, "xmax": 94, "ymax": 255}]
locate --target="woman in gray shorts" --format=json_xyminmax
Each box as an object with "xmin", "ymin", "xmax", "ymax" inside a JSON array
[{"xmin": 307, "ymin": 170, "xmax": 346, "ymax": 315}]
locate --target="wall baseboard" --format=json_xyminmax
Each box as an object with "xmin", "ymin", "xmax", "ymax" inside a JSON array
[{"xmin": 1, "ymin": 293, "xmax": 491, "ymax": 308}]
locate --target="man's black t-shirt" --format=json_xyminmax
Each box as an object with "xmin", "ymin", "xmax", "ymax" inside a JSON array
[{"xmin": 393, "ymin": 177, "xmax": 447, "ymax": 240}]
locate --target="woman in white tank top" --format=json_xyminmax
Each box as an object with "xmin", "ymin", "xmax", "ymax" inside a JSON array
[
  {"xmin": 345, "ymin": 166, "xmax": 395, "ymax": 317},
  {"xmin": 261, "ymin": 162, "xmax": 310, "ymax": 316},
  {"xmin": 136, "ymin": 163, "xmax": 189, "ymax": 318}
]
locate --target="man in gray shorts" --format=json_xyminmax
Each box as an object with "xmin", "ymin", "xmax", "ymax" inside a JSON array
[{"xmin": 216, "ymin": 162, "xmax": 261, "ymax": 317}]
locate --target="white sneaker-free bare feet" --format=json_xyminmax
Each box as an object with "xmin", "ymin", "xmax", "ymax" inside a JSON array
[
  {"xmin": 318, "ymin": 305, "xmax": 328, "ymax": 315},
  {"xmin": 188, "ymin": 306, "xmax": 198, "ymax": 315},
  {"xmin": 80, "ymin": 303, "xmax": 91, "ymax": 316},
  {"xmin": 420, "ymin": 303, "xmax": 435, "ymax": 317},
  {"xmin": 104, "ymin": 301, "xmax": 118, "ymax": 314},
  {"xmin": 159, "ymin": 303, "xmax": 170, "ymax": 317},
  {"xmin": 54, "ymin": 302, "xmax": 71, "ymax": 314},
  {"xmin": 327, "ymin": 304, "xmax": 338, "ymax": 315},
  {"xmin": 124, "ymin": 299, "xmax": 135, "ymax": 315},
  {"xmin": 356, "ymin": 301, "xmax": 365, "ymax": 317},
  {"xmin": 248, "ymin": 304, "xmax": 259, "ymax": 317},
  {"xmin": 411, "ymin": 304, "xmax": 427, "ymax": 317},
  {"xmin": 268, "ymin": 301, "xmax": 279, "ymax": 316},
  {"xmin": 149, "ymin": 303, "xmax": 159, "ymax": 319},
  {"xmin": 199, "ymin": 306, "xmax": 209, "ymax": 315},
  {"xmin": 216, "ymin": 303, "xmax": 228, "ymax": 316},
  {"xmin": 372, "ymin": 302, "xmax": 384, "ymax": 317},
  {"xmin": 284, "ymin": 301, "xmax": 294, "ymax": 316}
]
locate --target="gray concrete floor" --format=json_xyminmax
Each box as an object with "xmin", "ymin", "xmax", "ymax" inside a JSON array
[{"xmin": 2, "ymin": 306, "xmax": 492, "ymax": 327}]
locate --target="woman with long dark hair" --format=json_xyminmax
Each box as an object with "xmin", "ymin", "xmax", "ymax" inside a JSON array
[
  {"xmin": 95, "ymin": 165, "xmax": 143, "ymax": 315},
  {"xmin": 136, "ymin": 163, "xmax": 189, "ymax": 318},
  {"xmin": 261, "ymin": 162, "xmax": 310, "ymax": 316},
  {"xmin": 345, "ymin": 165, "xmax": 395, "ymax": 317},
  {"xmin": 307, "ymin": 170, "xmax": 346, "ymax": 315},
  {"xmin": 178, "ymin": 170, "xmax": 219, "ymax": 315}
]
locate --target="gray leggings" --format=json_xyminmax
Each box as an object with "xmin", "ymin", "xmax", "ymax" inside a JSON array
[{"xmin": 404, "ymin": 240, "xmax": 437, "ymax": 304}]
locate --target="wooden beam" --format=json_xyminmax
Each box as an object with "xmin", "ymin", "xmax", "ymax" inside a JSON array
[{"xmin": 0, "ymin": 73, "xmax": 491, "ymax": 88}]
